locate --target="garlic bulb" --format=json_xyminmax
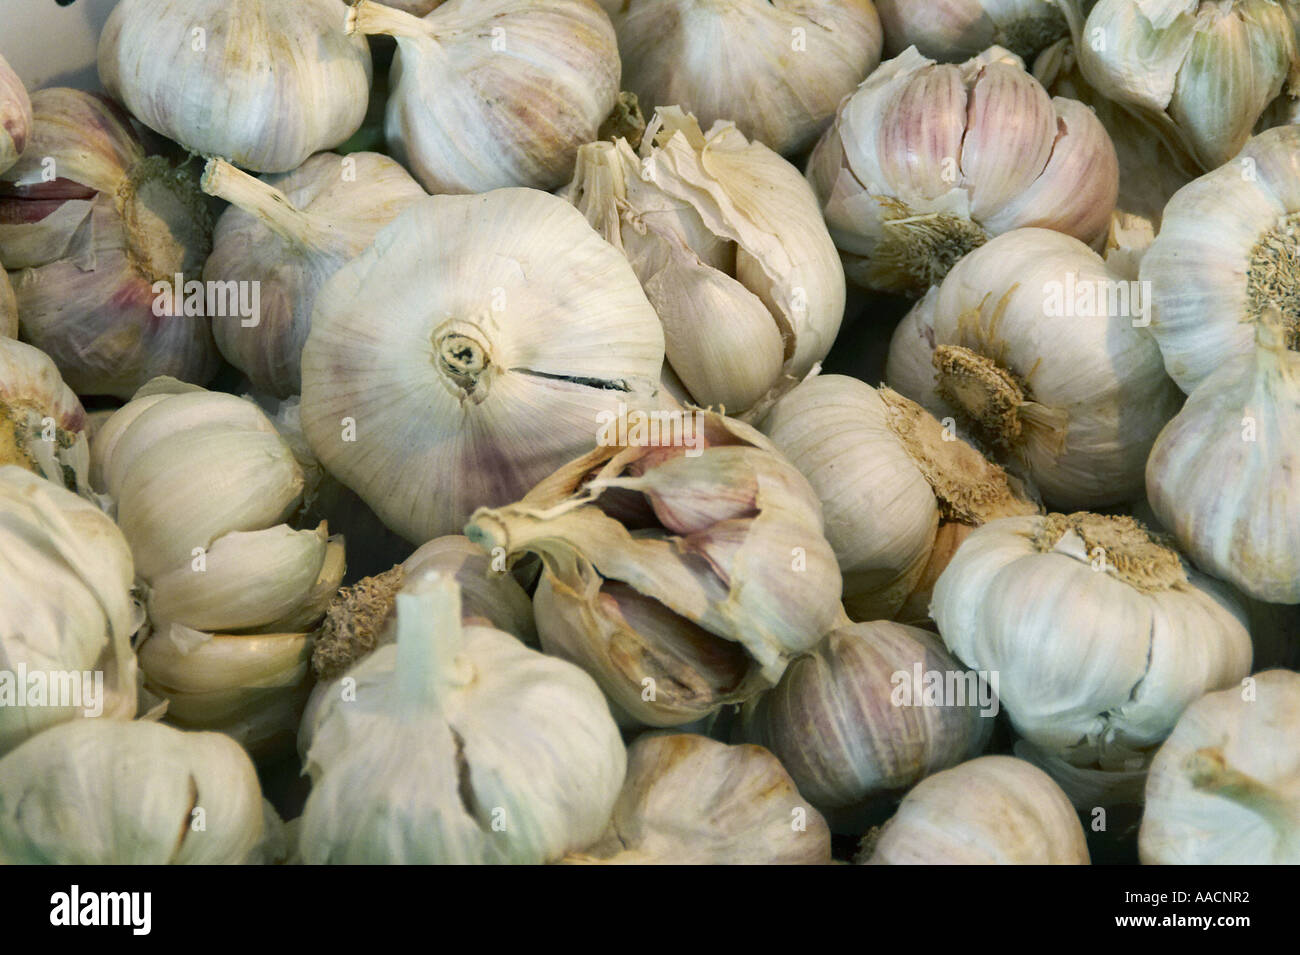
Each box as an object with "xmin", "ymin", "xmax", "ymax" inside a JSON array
[
  {"xmin": 885, "ymin": 228, "xmax": 1183, "ymax": 507},
  {"xmin": 1142, "ymin": 126, "xmax": 1300, "ymax": 394},
  {"xmin": 563, "ymin": 107, "xmax": 846, "ymax": 414},
  {"xmin": 0, "ymin": 54, "xmax": 31, "ymax": 176},
  {"xmin": 0, "ymin": 466, "xmax": 139, "ymax": 755},
  {"xmin": 605, "ymin": 0, "xmax": 883, "ymax": 156},
  {"xmin": 346, "ymin": 0, "xmax": 619, "ymax": 194},
  {"xmin": 760, "ymin": 374, "xmax": 1037, "ymax": 620},
  {"xmin": 0, "ymin": 337, "xmax": 95, "ymax": 497},
  {"xmin": 1146, "ymin": 319, "xmax": 1300, "ymax": 604},
  {"xmin": 98, "ymin": 0, "xmax": 372, "ymax": 174},
  {"xmin": 0, "ymin": 89, "xmax": 217, "ymax": 398},
  {"xmin": 202, "ymin": 154, "xmax": 426, "ymax": 398},
  {"xmin": 565, "ymin": 734, "xmax": 832, "ymax": 864},
  {"xmin": 807, "ymin": 47, "xmax": 1118, "ymax": 294},
  {"xmin": 1078, "ymin": 0, "xmax": 1300, "ymax": 172},
  {"xmin": 1140, "ymin": 669, "xmax": 1300, "ymax": 864},
  {"xmin": 740, "ymin": 622, "xmax": 994, "ymax": 822},
  {"xmin": 0, "ymin": 719, "xmax": 279, "ymax": 864},
  {"xmin": 300, "ymin": 187, "xmax": 666, "ymax": 544},
  {"xmin": 859, "ymin": 755, "xmax": 1090, "ymax": 864},
  {"xmin": 877, "ymin": 0, "xmax": 1070, "ymax": 62},
  {"xmin": 298, "ymin": 574, "xmax": 627, "ymax": 864},
  {"xmin": 932, "ymin": 513, "xmax": 1253, "ymax": 767}
]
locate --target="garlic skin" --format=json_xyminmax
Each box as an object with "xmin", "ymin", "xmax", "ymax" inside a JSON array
[
  {"xmin": 1140, "ymin": 669, "xmax": 1300, "ymax": 864},
  {"xmin": 346, "ymin": 0, "xmax": 619, "ymax": 194},
  {"xmin": 565, "ymin": 734, "xmax": 832, "ymax": 865},
  {"xmin": 0, "ymin": 719, "xmax": 277, "ymax": 864},
  {"xmin": 0, "ymin": 89, "xmax": 217, "ymax": 398},
  {"xmin": 0, "ymin": 54, "xmax": 31, "ymax": 176},
  {"xmin": 1078, "ymin": 0, "xmax": 1300, "ymax": 173},
  {"xmin": 299, "ymin": 574, "xmax": 627, "ymax": 864},
  {"xmin": 885, "ymin": 228, "xmax": 1182, "ymax": 508},
  {"xmin": 202, "ymin": 154, "xmax": 426, "ymax": 398},
  {"xmin": 606, "ymin": 0, "xmax": 883, "ymax": 157},
  {"xmin": 0, "ymin": 466, "xmax": 139, "ymax": 755},
  {"xmin": 877, "ymin": 0, "xmax": 1070, "ymax": 62},
  {"xmin": 300, "ymin": 188, "xmax": 666, "ymax": 544},
  {"xmin": 807, "ymin": 47, "xmax": 1118, "ymax": 294},
  {"xmin": 932, "ymin": 513, "xmax": 1252, "ymax": 768},
  {"xmin": 860, "ymin": 755, "xmax": 1090, "ymax": 864},
  {"xmin": 1142, "ymin": 126, "xmax": 1300, "ymax": 394},
  {"xmin": 1146, "ymin": 320, "xmax": 1300, "ymax": 604},
  {"xmin": 0, "ymin": 269, "xmax": 15, "ymax": 339},
  {"xmin": 564, "ymin": 108, "xmax": 846, "ymax": 414},
  {"xmin": 98, "ymin": 0, "xmax": 372, "ymax": 174},
  {"xmin": 0, "ymin": 337, "xmax": 95, "ymax": 497}
]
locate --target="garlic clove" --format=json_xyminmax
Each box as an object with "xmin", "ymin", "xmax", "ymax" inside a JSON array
[
  {"xmin": 0, "ymin": 336, "xmax": 94, "ymax": 498},
  {"xmin": 0, "ymin": 54, "xmax": 31, "ymax": 177}
]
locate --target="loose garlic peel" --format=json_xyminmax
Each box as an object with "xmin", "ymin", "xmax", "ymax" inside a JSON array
[
  {"xmin": 877, "ymin": 0, "xmax": 1070, "ymax": 62},
  {"xmin": 0, "ymin": 54, "xmax": 29, "ymax": 177},
  {"xmin": 0, "ymin": 337, "xmax": 95, "ymax": 498}
]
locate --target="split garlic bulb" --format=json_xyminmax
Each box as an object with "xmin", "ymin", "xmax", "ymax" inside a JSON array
[
  {"xmin": 1146, "ymin": 319, "xmax": 1300, "ymax": 604},
  {"xmin": 1142, "ymin": 126, "xmax": 1300, "ymax": 393},
  {"xmin": 807, "ymin": 47, "xmax": 1118, "ymax": 294},
  {"xmin": 1078, "ymin": 0, "xmax": 1300, "ymax": 172},
  {"xmin": 0, "ymin": 466, "xmax": 139, "ymax": 755},
  {"xmin": 0, "ymin": 719, "xmax": 279, "ymax": 864},
  {"xmin": 346, "ymin": 0, "xmax": 620, "ymax": 194},
  {"xmin": 0, "ymin": 89, "xmax": 217, "ymax": 398},
  {"xmin": 877, "ymin": 0, "xmax": 1070, "ymax": 62},
  {"xmin": 564, "ymin": 107, "xmax": 846, "ymax": 414},
  {"xmin": 98, "ymin": 0, "xmax": 372, "ymax": 174},
  {"xmin": 0, "ymin": 54, "xmax": 31, "ymax": 176},
  {"xmin": 202, "ymin": 155, "xmax": 426, "ymax": 398},
  {"xmin": 565, "ymin": 734, "xmax": 832, "ymax": 865},
  {"xmin": 300, "ymin": 187, "xmax": 665, "ymax": 544},
  {"xmin": 760, "ymin": 374, "xmax": 1037, "ymax": 620},
  {"xmin": 299, "ymin": 574, "xmax": 626, "ymax": 864},
  {"xmin": 859, "ymin": 755, "xmax": 1090, "ymax": 864},
  {"xmin": 0, "ymin": 337, "xmax": 95, "ymax": 497},
  {"xmin": 886, "ymin": 228, "xmax": 1183, "ymax": 507},
  {"xmin": 1140, "ymin": 669, "xmax": 1300, "ymax": 864},
  {"xmin": 605, "ymin": 0, "xmax": 883, "ymax": 156},
  {"xmin": 932, "ymin": 513, "xmax": 1253, "ymax": 767}
]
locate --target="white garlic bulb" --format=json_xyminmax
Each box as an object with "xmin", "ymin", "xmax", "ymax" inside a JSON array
[
  {"xmin": 1147, "ymin": 319, "xmax": 1300, "ymax": 604},
  {"xmin": 1140, "ymin": 669, "xmax": 1300, "ymax": 864},
  {"xmin": 98, "ymin": 0, "xmax": 372, "ymax": 174},
  {"xmin": 605, "ymin": 0, "xmax": 883, "ymax": 156},
  {"xmin": 298, "ymin": 574, "xmax": 627, "ymax": 864},
  {"xmin": 860, "ymin": 755, "xmax": 1090, "ymax": 864},
  {"xmin": 0, "ymin": 54, "xmax": 31, "ymax": 176},
  {"xmin": 932, "ymin": 513, "xmax": 1253, "ymax": 767},
  {"xmin": 0, "ymin": 466, "xmax": 139, "ymax": 755},
  {"xmin": 0, "ymin": 719, "xmax": 279, "ymax": 864},
  {"xmin": 564, "ymin": 107, "xmax": 846, "ymax": 414},
  {"xmin": 202, "ymin": 155, "xmax": 426, "ymax": 398},
  {"xmin": 1142, "ymin": 125, "xmax": 1300, "ymax": 394},
  {"xmin": 0, "ymin": 337, "xmax": 95, "ymax": 497},
  {"xmin": 346, "ymin": 0, "xmax": 620, "ymax": 194},
  {"xmin": 807, "ymin": 47, "xmax": 1118, "ymax": 294},
  {"xmin": 877, "ymin": 0, "xmax": 1070, "ymax": 62},
  {"xmin": 300, "ymin": 187, "xmax": 666, "ymax": 544},
  {"xmin": 885, "ymin": 228, "xmax": 1182, "ymax": 507}
]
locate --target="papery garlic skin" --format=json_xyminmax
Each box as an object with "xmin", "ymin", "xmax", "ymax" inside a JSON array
[
  {"xmin": 0, "ymin": 54, "xmax": 31, "ymax": 176},
  {"xmin": 0, "ymin": 270, "xmax": 15, "ymax": 339},
  {"xmin": 886, "ymin": 228, "xmax": 1182, "ymax": 507},
  {"xmin": 932, "ymin": 513, "xmax": 1252, "ymax": 767},
  {"xmin": 807, "ymin": 47, "xmax": 1118, "ymax": 294},
  {"xmin": 877, "ymin": 0, "xmax": 1069, "ymax": 62},
  {"xmin": 861, "ymin": 755, "xmax": 1090, "ymax": 864},
  {"xmin": 347, "ymin": 0, "xmax": 619, "ymax": 194},
  {"xmin": 0, "ymin": 337, "xmax": 94, "ymax": 497},
  {"xmin": 607, "ymin": 0, "xmax": 883, "ymax": 156},
  {"xmin": 98, "ymin": 0, "xmax": 372, "ymax": 174},
  {"xmin": 1140, "ymin": 669, "xmax": 1300, "ymax": 864}
]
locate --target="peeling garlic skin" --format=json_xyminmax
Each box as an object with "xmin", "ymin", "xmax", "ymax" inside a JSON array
[{"xmin": 0, "ymin": 54, "xmax": 31, "ymax": 177}]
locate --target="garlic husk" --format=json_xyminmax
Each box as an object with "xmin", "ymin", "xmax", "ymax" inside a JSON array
[
  {"xmin": 346, "ymin": 0, "xmax": 619, "ymax": 194},
  {"xmin": 202, "ymin": 154, "xmax": 426, "ymax": 398},
  {"xmin": 932, "ymin": 513, "xmax": 1253, "ymax": 766},
  {"xmin": 1140, "ymin": 669, "xmax": 1300, "ymax": 864},
  {"xmin": 877, "ymin": 0, "xmax": 1070, "ymax": 62},
  {"xmin": 1146, "ymin": 319, "xmax": 1300, "ymax": 604},
  {"xmin": 0, "ymin": 719, "xmax": 273, "ymax": 864},
  {"xmin": 98, "ymin": 0, "xmax": 373, "ymax": 174},
  {"xmin": 0, "ymin": 54, "xmax": 31, "ymax": 176},
  {"xmin": 0, "ymin": 336, "xmax": 95, "ymax": 498},
  {"xmin": 859, "ymin": 755, "xmax": 1090, "ymax": 864},
  {"xmin": 300, "ymin": 187, "xmax": 666, "ymax": 544},
  {"xmin": 0, "ymin": 466, "xmax": 139, "ymax": 755},
  {"xmin": 0, "ymin": 269, "xmax": 17, "ymax": 339},
  {"xmin": 1014, "ymin": 736, "xmax": 1150, "ymax": 810},
  {"xmin": 607, "ymin": 0, "xmax": 883, "ymax": 156},
  {"xmin": 564, "ymin": 733, "xmax": 833, "ymax": 865},
  {"xmin": 807, "ymin": 46, "xmax": 1118, "ymax": 294},
  {"xmin": 0, "ymin": 89, "xmax": 217, "ymax": 398},
  {"xmin": 298, "ymin": 574, "xmax": 627, "ymax": 864},
  {"xmin": 885, "ymin": 228, "xmax": 1183, "ymax": 508}
]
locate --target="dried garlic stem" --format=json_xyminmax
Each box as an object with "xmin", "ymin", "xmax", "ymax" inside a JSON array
[
  {"xmin": 1186, "ymin": 747, "xmax": 1300, "ymax": 839},
  {"xmin": 201, "ymin": 158, "xmax": 337, "ymax": 254}
]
